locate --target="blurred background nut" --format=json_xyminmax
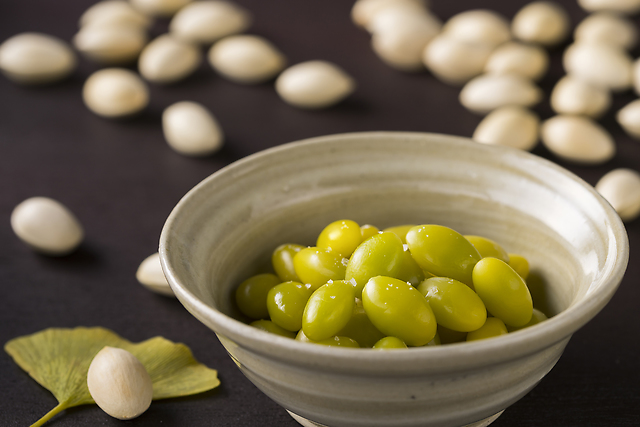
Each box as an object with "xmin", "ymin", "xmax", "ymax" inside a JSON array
[
  {"xmin": 484, "ymin": 42, "xmax": 549, "ymax": 81},
  {"xmin": 11, "ymin": 197, "xmax": 84, "ymax": 256},
  {"xmin": 459, "ymin": 73, "xmax": 542, "ymax": 114},
  {"xmin": 442, "ymin": 10, "xmax": 511, "ymax": 49},
  {"xmin": 0, "ymin": 33, "xmax": 77, "ymax": 84},
  {"xmin": 578, "ymin": 0, "xmax": 640, "ymax": 14},
  {"xmin": 208, "ymin": 35, "xmax": 286, "ymax": 84},
  {"xmin": 595, "ymin": 169, "xmax": 640, "ymax": 221},
  {"xmin": 139, "ymin": 34, "xmax": 202, "ymax": 84},
  {"xmin": 563, "ymin": 42, "xmax": 633, "ymax": 92},
  {"xmin": 550, "ymin": 76, "xmax": 611, "ymax": 118},
  {"xmin": 616, "ymin": 99, "xmax": 640, "ymax": 138},
  {"xmin": 574, "ymin": 13, "xmax": 637, "ymax": 50},
  {"xmin": 162, "ymin": 101, "xmax": 224, "ymax": 156},
  {"xmin": 73, "ymin": 25, "xmax": 147, "ymax": 64},
  {"xmin": 422, "ymin": 35, "xmax": 493, "ymax": 86},
  {"xmin": 472, "ymin": 106, "xmax": 539, "ymax": 151},
  {"xmin": 275, "ymin": 61, "xmax": 355, "ymax": 109},
  {"xmin": 130, "ymin": 0, "xmax": 193, "ymax": 17},
  {"xmin": 351, "ymin": 0, "xmax": 427, "ymax": 28},
  {"xmin": 170, "ymin": 0, "xmax": 252, "ymax": 45},
  {"xmin": 83, "ymin": 68, "xmax": 149, "ymax": 118},
  {"xmin": 79, "ymin": 0, "xmax": 151, "ymax": 29},
  {"xmin": 511, "ymin": 1, "xmax": 570, "ymax": 46},
  {"xmin": 541, "ymin": 115, "xmax": 615, "ymax": 164}
]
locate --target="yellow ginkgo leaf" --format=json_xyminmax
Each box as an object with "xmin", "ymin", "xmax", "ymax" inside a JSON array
[{"xmin": 5, "ymin": 327, "xmax": 220, "ymax": 427}]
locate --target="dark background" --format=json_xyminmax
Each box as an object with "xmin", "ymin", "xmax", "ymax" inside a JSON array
[{"xmin": 1, "ymin": 0, "xmax": 638, "ymax": 425}]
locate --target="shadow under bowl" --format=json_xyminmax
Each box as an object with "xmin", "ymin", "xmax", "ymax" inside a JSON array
[{"xmin": 160, "ymin": 132, "xmax": 628, "ymax": 427}]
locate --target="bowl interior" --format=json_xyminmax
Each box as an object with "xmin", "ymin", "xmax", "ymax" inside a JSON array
[{"xmin": 160, "ymin": 132, "xmax": 627, "ymax": 367}]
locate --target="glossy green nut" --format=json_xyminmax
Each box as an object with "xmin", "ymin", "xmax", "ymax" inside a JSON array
[
  {"xmin": 316, "ymin": 336, "xmax": 360, "ymax": 348},
  {"xmin": 465, "ymin": 235, "xmax": 510, "ymax": 263},
  {"xmin": 235, "ymin": 273, "xmax": 282, "ymax": 319},
  {"xmin": 317, "ymin": 219, "xmax": 363, "ymax": 258},
  {"xmin": 337, "ymin": 301, "xmax": 385, "ymax": 348},
  {"xmin": 360, "ymin": 224, "xmax": 380, "ymax": 241},
  {"xmin": 293, "ymin": 247, "xmax": 347, "ymax": 291},
  {"xmin": 362, "ymin": 276, "xmax": 437, "ymax": 347},
  {"xmin": 302, "ymin": 280, "xmax": 356, "ymax": 341},
  {"xmin": 373, "ymin": 336, "xmax": 407, "ymax": 349},
  {"xmin": 508, "ymin": 253, "xmax": 530, "ymax": 280},
  {"xmin": 272, "ymin": 244, "xmax": 305, "ymax": 282},
  {"xmin": 346, "ymin": 232, "xmax": 405, "ymax": 297},
  {"xmin": 507, "ymin": 308, "xmax": 548, "ymax": 332},
  {"xmin": 250, "ymin": 320, "xmax": 296, "ymax": 339},
  {"xmin": 472, "ymin": 258, "xmax": 533, "ymax": 327},
  {"xmin": 382, "ymin": 224, "xmax": 415, "ymax": 244},
  {"xmin": 406, "ymin": 225, "xmax": 481, "ymax": 288},
  {"xmin": 466, "ymin": 317, "xmax": 508, "ymax": 341},
  {"xmin": 418, "ymin": 277, "xmax": 487, "ymax": 332},
  {"xmin": 396, "ymin": 248, "xmax": 425, "ymax": 286},
  {"xmin": 267, "ymin": 281, "xmax": 313, "ymax": 332}
]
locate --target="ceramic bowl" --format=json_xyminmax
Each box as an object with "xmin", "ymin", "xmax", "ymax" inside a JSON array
[{"xmin": 159, "ymin": 132, "xmax": 628, "ymax": 427}]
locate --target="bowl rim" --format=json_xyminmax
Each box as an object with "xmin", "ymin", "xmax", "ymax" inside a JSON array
[{"xmin": 159, "ymin": 131, "xmax": 629, "ymax": 374}]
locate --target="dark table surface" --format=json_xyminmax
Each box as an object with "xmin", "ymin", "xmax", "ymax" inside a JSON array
[{"xmin": 1, "ymin": 0, "xmax": 639, "ymax": 426}]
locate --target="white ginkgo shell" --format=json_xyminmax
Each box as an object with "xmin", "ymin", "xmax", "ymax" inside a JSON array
[
  {"xmin": 73, "ymin": 25, "xmax": 147, "ymax": 64},
  {"xmin": 0, "ymin": 33, "xmax": 77, "ymax": 84},
  {"xmin": 423, "ymin": 35, "xmax": 493, "ymax": 86},
  {"xmin": 169, "ymin": 1, "xmax": 252, "ymax": 44},
  {"xmin": 473, "ymin": 106, "xmax": 539, "ymax": 151},
  {"xmin": 79, "ymin": 1, "xmax": 151, "ymax": 29},
  {"xmin": 511, "ymin": 1, "xmax": 570, "ymax": 46},
  {"xmin": 83, "ymin": 68, "xmax": 149, "ymax": 117},
  {"xmin": 574, "ymin": 13, "xmax": 637, "ymax": 50},
  {"xmin": 563, "ymin": 42, "xmax": 633, "ymax": 92},
  {"xmin": 87, "ymin": 347, "xmax": 153, "ymax": 420},
  {"xmin": 162, "ymin": 101, "xmax": 224, "ymax": 156},
  {"xmin": 136, "ymin": 253, "xmax": 175, "ymax": 297},
  {"xmin": 541, "ymin": 115, "xmax": 615, "ymax": 164},
  {"xmin": 208, "ymin": 35, "xmax": 286, "ymax": 83},
  {"xmin": 617, "ymin": 99, "xmax": 640, "ymax": 139},
  {"xmin": 595, "ymin": 168, "xmax": 640, "ymax": 221},
  {"xmin": 275, "ymin": 61, "xmax": 355, "ymax": 109},
  {"xmin": 139, "ymin": 34, "xmax": 202, "ymax": 84},
  {"xmin": 11, "ymin": 197, "xmax": 84, "ymax": 255},
  {"xmin": 484, "ymin": 42, "xmax": 549, "ymax": 81},
  {"xmin": 460, "ymin": 73, "xmax": 543, "ymax": 114},
  {"xmin": 550, "ymin": 76, "xmax": 611, "ymax": 118},
  {"xmin": 442, "ymin": 10, "xmax": 511, "ymax": 49}
]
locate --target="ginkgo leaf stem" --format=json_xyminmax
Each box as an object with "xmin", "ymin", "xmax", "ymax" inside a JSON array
[{"xmin": 31, "ymin": 402, "xmax": 69, "ymax": 427}]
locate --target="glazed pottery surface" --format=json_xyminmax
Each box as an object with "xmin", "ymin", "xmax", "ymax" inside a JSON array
[{"xmin": 160, "ymin": 132, "xmax": 628, "ymax": 427}]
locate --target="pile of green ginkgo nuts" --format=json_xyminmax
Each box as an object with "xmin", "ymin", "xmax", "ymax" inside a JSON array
[{"xmin": 234, "ymin": 219, "xmax": 548, "ymax": 349}]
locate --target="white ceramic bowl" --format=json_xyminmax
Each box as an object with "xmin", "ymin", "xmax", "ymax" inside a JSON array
[{"xmin": 159, "ymin": 132, "xmax": 628, "ymax": 427}]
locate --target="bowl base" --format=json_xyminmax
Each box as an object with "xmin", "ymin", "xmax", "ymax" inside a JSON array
[{"xmin": 287, "ymin": 409, "xmax": 505, "ymax": 427}]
